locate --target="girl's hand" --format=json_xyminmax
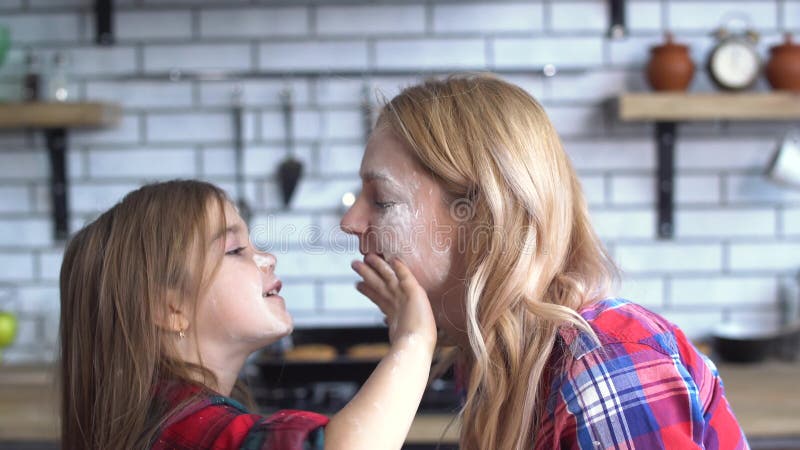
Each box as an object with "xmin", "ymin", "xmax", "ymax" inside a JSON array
[{"xmin": 352, "ymin": 253, "xmax": 437, "ymax": 353}]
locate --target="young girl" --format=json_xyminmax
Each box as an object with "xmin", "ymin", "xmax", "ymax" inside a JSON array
[
  {"xmin": 340, "ymin": 74, "xmax": 749, "ymax": 450},
  {"xmin": 59, "ymin": 179, "xmax": 437, "ymax": 450}
]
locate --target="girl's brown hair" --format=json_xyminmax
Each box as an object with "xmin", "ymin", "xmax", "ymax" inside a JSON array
[
  {"xmin": 59, "ymin": 179, "xmax": 250, "ymax": 450},
  {"xmin": 379, "ymin": 74, "xmax": 619, "ymax": 450}
]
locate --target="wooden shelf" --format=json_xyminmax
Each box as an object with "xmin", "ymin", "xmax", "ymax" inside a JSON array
[
  {"xmin": 619, "ymin": 92, "xmax": 800, "ymax": 122},
  {"xmin": 0, "ymin": 102, "xmax": 121, "ymax": 240},
  {"xmin": 617, "ymin": 92, "xmax": 800, "ymax": 239},
  {"xmin": 0, "ymin": 102, "xmax": 121, "ymax": 129}
]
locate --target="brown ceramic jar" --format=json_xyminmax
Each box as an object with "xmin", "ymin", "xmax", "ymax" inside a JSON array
[
  {"xmin": 766, "ymin": 33, "xmax": 800, "ymax": 92},
  {"xmin": 646, "ymin": 33, "xmax": 695, "ymax": 91}
]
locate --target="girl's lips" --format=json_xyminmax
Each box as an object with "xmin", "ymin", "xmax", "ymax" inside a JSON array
[{"xmin": 262, "ymin": 280, "xmax": 282, "ymax": 297}]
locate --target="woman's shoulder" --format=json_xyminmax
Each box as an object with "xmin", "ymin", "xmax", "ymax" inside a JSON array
[
  {"xmin": 558, "ymin": 298, "xmax": 686, "ymax": 360},
  {"xmin": 151, "ymin": 380, "xmax": 328, "ymax": 450},
  {"xmin": 540, "ymin": 299, "xmax": 747, "ymax": 449}
]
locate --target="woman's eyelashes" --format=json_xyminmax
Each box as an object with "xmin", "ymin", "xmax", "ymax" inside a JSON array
[
  {"xmin": 225, "ymin": 246, "xmax": 247, "ymax": 256},
  {"xmin": 374, "ymin": 200, "xmax": 397, "ymax": 210}
]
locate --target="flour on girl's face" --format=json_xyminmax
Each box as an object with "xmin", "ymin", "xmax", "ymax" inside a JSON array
[
  {"xmin": 198, "ymin": 212, "xmax": 291, "ymax": 348},
  {"xmin": 208, "ymin": 279, "xmax": 289, "ymax": 344}
]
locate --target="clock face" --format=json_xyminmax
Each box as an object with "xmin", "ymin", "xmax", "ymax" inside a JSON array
[{"xmin": 709, "ymin": 40, "xmax": 761, "ymax": 89}]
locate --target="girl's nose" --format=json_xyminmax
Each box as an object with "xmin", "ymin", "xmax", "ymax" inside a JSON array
[{"xmin": 253, "ymin": 251, "xmax": 276, "ymax": 273}]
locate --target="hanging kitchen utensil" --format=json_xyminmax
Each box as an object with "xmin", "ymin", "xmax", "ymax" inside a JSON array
[
  {"xmin": 231, "ymin": 85, "xmax": 252, "ymax": 224},
  {"xmin": 765, "ymin": 129, "xmax": 800, "ymax": 188},
  {"xmin": 278, "ymin": 88, "xmax": 302, "ymax": 209}
]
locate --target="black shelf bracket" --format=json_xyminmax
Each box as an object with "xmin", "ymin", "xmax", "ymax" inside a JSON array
[
  {"xmin": 609, "ymin": 0, "xmax": 626, "ymax": 38},
  {"xmin": 44, "ymin": 128, "xmax": 70, "ymax": 241},
  {"xmin": 656, "ymin": 122, "xmax": 677, "ymax": 239},
  {"xmin": 95, "ymin": 0, "xmax": 114, "ymax": 45}
]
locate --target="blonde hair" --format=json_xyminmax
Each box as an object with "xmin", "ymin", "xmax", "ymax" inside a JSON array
[
  {"xmin": 59, "ymin": 180, "xmax": 253, "ymax": 450},
  {"xmin": 379, "ymin": 73, "xmax": 619, "ymax": 450}
]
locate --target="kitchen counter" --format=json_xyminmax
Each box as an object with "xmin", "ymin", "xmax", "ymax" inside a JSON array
[{"xmin": 1, "ymin": 362, "xmax": 798, "ymax": 444}]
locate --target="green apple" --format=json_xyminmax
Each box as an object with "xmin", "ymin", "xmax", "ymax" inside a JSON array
[{"xmin": 0, "ymin": 311, "xmax": 18, "ymax": 348}]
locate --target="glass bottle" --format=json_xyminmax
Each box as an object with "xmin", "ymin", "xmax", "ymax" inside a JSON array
[
  {"xmin": 47, "ymin": 51, "xmax": 70, "ymax": 102},
  {"xmin": 23, "ymin": 50, "xmax": 41, "ymax": 101}
]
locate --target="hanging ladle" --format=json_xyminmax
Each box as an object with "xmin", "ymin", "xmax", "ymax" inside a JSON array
[{"xmin": 278, "ymin": 88, "xmax": 303, "ymax": 209}]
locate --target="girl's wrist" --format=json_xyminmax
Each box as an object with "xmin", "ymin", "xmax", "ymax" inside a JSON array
[{"xmin": 392, "ymin": 332, "xmax": 437, "ymax": 359}]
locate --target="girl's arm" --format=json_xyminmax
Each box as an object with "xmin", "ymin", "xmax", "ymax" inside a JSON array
[{"xmin": 324, "ymin": 254, "xmax": 437, "ymax": 450}]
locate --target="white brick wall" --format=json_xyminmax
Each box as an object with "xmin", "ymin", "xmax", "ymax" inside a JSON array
[
  {"xmin": 729, "ymin": 242, "xmax": 800, "ymax": 271},
  {"xmin": 0, "ymin": 0, "xmax": 796, "ymax": 363},
  {"xmin": 0, "ymin": 13, "xmax": 80, "ymax": 44},
  {"xmin": 676, "ymin": 138, "xmax": 775, "ymax": 170},
  {"xmin": 67, "ymin": 47, "xmax": 138, "ymax": 76},
  {"xmin": 88, "ymin": 148, "xmax": 197, "ymax": 179},
  {"xmin": 73, "ymin": 114, "xmax": 141, "ymax": 145},
  {"xmin": 0, "ymin": 186, "xmax": 32, "ymax": 213},
  {"xmin": 200, "ymin": 7, "xmax": 308, "ymax": 38},
  {"xmin": 38, "ymin": 250, "xmax": 64, "ymax": 282},
  {"xmin": 0, "ymin": 219, "xmax": 52, "ymax": 248},
  {"xmin": 146, "ymin": 112, "xmax": 243, "ymax": 143},
  {"xmin": 550, "ymin": 1, "xmax": 608, "ymax": 33},
  {"xmin": 433, "ymin": 3, "xmax": 544, "ymax": 33},
  {"xmin": 616, "ymin": 243, "xmax": 722, "ymax": 273},
  {"xmin": 87, "ymin": 81, "xmax": 194, "ymax": 109},
  {"xmin": 670, "ymin": 276, "xmax": 778, "ymax": 307},
  {"xmin": 200, "ymin": 80, "xmax": 311, "ymax": 106},
  {"xmin": 145, "ymin": 44, "xmax": 253, "ymax": 72},
  {"xmin": 667, "ymin": 1, "xmax": 778, "ymax": 31},
  {"xmin": 493, "ymin": 37, "xmax": 604, "ymax": 68},
  {"xmin": 565, "ymin": 139, "xmax": 655, "ymax": 170},
  {"xmin": 69, "ymin": 182, "xmax": 140, "ymax": 213},
  {"xmin": 676, "ymin": 208, "xmax": 777, "ymax": 238},
  {"xmin": 783, "ymin": 208, "xmax": 800, "ymax": 236},
  {"xmin": 117, "ymin": 11, "xmax": 193, "ymax": 41},
  {"xmin": 608, "ymin": 35, "xmax": 663, "ymax": 67},
  {"xmin": 627, "ymin": 1, "xmax": 662, "ymax": 32},
  {"xmin": 675, "ymin": 175, "xmax": 721, "ymax": 204},
  {"xmin": 259, "ymin": 41, "xmax": 368, "ymax": 71},
  {"xmin": 317, "ymin": 5, "xmax": 425, "ymax": 35},
  {"xmin": 0, "ymin": 254, "xmax": 36, "ymax": 282},
  {"xmin": 376, "ymin": 39, "xmax": 486, "ymax": 69},
  {"xmin": 617, "ymin": 276, "xmax": 664, "ymax": 309},
  {"xmin": 787, "ymin": 1, "xmax": 800, "ymax": 29},
  {"xmin": 547, "ymin": 70, "xmax": 635, "ymax": 102},
  {"xmin": 592, "ymin": 209, "xmax": 655, "ymax": 240}
]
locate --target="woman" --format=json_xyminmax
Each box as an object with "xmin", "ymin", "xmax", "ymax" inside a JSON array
[
  {"xmin": 59, "ymin": 179, "xmax": 436, "ymax": 449},
  {"xmin": 340, "ymin": 73, "xmax": 748, "ymax": 449}
]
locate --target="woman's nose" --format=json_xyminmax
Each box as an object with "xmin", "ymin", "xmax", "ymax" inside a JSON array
[
  {"xmin": 253, "ymin": 251, "xmax": 276, "ymax": 273},
  {"xmin": 340, "ymin": 200, "xmax": 366, "ymax": 236}
]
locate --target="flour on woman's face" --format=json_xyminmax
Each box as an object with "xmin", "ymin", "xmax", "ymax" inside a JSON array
[{"xmin": 341, "ymin": 124, "xmax": 464, "ymax": 320}]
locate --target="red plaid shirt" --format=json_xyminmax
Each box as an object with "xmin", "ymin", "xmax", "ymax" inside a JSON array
[
  {"xmin": 535, "ymin": 298, "xmax": 749, "ymax": 449},
  {"xmin": 150, "ymin": 380, "xmax": 328, "ymax": 450}
]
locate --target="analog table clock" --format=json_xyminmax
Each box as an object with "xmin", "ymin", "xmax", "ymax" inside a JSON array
[{"xmin": 707, "ymin": 27, "xmax": 761, "ymax": 91}]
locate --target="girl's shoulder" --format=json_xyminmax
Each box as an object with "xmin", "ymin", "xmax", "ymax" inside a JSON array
[{"xmin": 151, "ymin": 380, "xmax": 328, "ymax": 450}]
